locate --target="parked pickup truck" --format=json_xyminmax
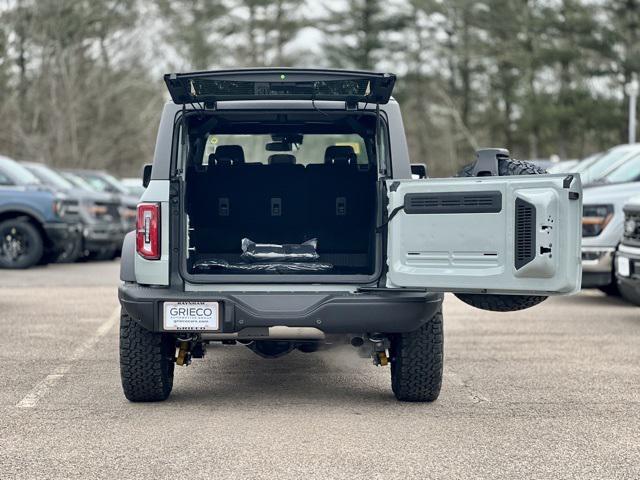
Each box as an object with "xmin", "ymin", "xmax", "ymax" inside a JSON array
[
  {"xmin": 0, "ymin": 155, "xmax": 82, "ymax": 268},
  {"xmin": 118, "ymin": 69, "xmax": 583, "ymax": 403},
  {"xmin": 616, "ymin": 194, "xmax": 640, "ymax": 305}
]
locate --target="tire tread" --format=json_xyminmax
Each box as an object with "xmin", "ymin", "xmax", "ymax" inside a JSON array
[
  {"xmin": 119, "ymin": 310, "xmax": 174, "ymax": 402},
  {"xmin": 390, "ymin": 311, "xmax": 443, "ymax": 402}
]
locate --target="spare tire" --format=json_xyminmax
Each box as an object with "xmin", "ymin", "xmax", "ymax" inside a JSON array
[{"xmin": 455, "ymin": 157, "xmax": 548, "ymax": 312}]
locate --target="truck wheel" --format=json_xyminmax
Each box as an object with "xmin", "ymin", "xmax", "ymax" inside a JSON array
[
  {"xmin": 390, "ymin": 310, "xmax": 443, "ymax": 402},
  {"xmin": 119, "ymin": 309, "xmax": 175, "ymax": 402},
  {"xmin": 54, "ymin": 235, "xmax": 83, "ymax": 263},
  {"xmin": 0, "ymin": 219, "xmax": 44, "ymax": 269},
  {"xmin": 456, "ymin": 158, "xmax": 548, "ymax": 312}
]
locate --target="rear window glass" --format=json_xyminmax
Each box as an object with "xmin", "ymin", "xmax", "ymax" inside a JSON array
[{"xmin": 202, "ymin": 134, "xmax": 367, "ymax": 166}]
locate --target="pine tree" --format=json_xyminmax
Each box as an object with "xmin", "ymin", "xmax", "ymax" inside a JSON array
[
  {"xmin": 321, "ymin": 0, "xmax": 408, "ymax": 70},
  {"xmin": 227, "ymin": 0, "xmax": 307, "ymax": 67}
]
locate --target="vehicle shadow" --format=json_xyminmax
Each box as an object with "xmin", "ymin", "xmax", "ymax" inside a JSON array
[
  {"xmin": 560, "ymin": 291, "xmax": 635, "ymax": 308},
  {"xmin": 166, "ymin": 345, "xmax": 401, "ymax": 407}
]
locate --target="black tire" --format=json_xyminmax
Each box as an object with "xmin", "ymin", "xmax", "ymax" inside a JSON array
[
  {"xmin": 54, "ymin": 235, "xmax": 83, "ymax": 263},
  {"xmin": 619, "ymin": 282, "xmax": 640, "ymax": 306},
  {"xmin": 0, "ymin": 219, "xmax": 44, "ymax": 269},
  {"xmin": 119, "ymin": 309, "xmax": 175, "ymax": 402},
  {"xmin": 390, "ymin": 311, "xmax": 443, "ymax": 402},
  {"xmin": 455, "ymin": 157, "xmax": 548, "ymax": 312}
]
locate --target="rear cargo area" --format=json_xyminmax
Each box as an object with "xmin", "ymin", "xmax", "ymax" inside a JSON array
[{"xmin": 184, "ymin": 142, "xmax": 378, "ymax": 277}]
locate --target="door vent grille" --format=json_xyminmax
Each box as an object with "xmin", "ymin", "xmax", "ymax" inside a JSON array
[
  {"xmin": 515, "ymin": 198, "xmax": 536, "ymax": 269},
  {"xmin": 404, "ymin": 191, "xmax": 502, "ymax": 214}
]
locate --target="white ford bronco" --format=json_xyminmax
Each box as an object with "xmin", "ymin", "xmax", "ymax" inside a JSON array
[{"xmin": 118, "ymin": 69, "xmax": 582, "ymax": 402}]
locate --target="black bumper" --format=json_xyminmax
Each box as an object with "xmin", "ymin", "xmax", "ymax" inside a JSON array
[
  {"xmin": 82, "ymin": 223, "xmax": 125, "ymax": 253},
  {"xmin": 581, "ymin": 271, "xmax": 613, "ymax": 288},
  {"xmin": 118, "ymin": 283, "xmax": 443, "ymax": 335},
  {"xmin": 43, "ymin": 222, "xmax": 82, "ymax": 254},
  {"xmin": 615, "ymin": 249, "xmax": 640, "ymax": 298}
]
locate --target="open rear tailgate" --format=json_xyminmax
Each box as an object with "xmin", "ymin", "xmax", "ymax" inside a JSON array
[{"xmin": 164, "ymin": 68, "xmax": 396, "ymax": 106}]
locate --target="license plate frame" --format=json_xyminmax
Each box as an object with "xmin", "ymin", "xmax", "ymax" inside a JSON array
[{"xmin": 163, "ymin": 301, "xmax": 220, "ymax": 331}]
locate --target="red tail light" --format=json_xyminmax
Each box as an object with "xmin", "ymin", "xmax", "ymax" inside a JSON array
[{"xmin": 136, "ymin": 203, "xmax": 160, "ymax": 260}]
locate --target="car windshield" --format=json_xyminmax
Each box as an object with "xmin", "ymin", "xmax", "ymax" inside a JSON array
[
  {"xmin": 78, "ymin": 172, "xmax": 128, "ymax": 194},
  {"xmin": 0, "ymin": 156, "xmax": 41, "ymax": 185},
  {"xmin": 602, "ymin": 154, "xmax": 640, "ymax": 183},
  {"xmin": 584, "ymin": 146, "xmax": 640, "ymax": 181},
  {"xmin": 61, "ymin": 172, "xmax": 96, "ymax": 191},
  {"xmin": 572, "ymin": 153, "xmax": 601, "ymax": 173},
  {"xmin": 25, "ymin": 164, "xmax": 74, "ymax": 190}
]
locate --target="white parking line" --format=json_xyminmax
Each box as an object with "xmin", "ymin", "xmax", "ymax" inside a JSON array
[{"xmin": 16, "ymin": 306, "xmax": 120, "ymax": 409}]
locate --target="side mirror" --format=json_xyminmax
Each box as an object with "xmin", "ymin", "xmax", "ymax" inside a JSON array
[
  {"xmin": 411, "ymin": 163, "xmax": 427, "ymax": 179},
  {"xmin": 142, "ymin": 164, "xmax": 153, "ymax": 188}
]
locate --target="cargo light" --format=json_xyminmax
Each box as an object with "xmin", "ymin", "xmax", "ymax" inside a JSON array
[{"xmin": 136, "ymin": 203, "xmax": 160, "ymax": 260}]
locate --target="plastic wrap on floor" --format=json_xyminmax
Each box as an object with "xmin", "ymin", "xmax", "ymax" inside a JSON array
[
  {"xmin": 240, "ymin": 238, "xmax": 320, "ymax": 263},
  {"xmin": 192, "ymin": 258, "xmax": 334, "ymax": 273}
]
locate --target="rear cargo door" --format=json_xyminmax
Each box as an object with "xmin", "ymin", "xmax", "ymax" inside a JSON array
[
  {"xmin": 385, "ymin": 174, "xmax": 582, "ymax": 294},
  {"xmin": 164, "ymin": 68, "xmax": 396, "ymax": 106}
]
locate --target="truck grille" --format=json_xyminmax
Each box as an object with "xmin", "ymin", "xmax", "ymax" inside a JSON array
[
  {"xmin": 623, "ymin": 210, "xmax": 640, "ymax": 246},
  {"xmin": 515, "ymin": 198, "xmax": 536, "ymax": 269}
]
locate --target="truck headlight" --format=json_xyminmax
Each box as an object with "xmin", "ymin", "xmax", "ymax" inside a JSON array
[
  {"xmin": 87, "ymin": 204, "xmax": 109, "ymax": 218},
  {"xmin": 582, "ymin": 204, "xmax": 613, "ymax": 237}
]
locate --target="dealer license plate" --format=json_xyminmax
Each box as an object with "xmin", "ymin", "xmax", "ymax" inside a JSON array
[{"xmin": 163, "ymin": 302, "xmax": 219, "ymax": 331}]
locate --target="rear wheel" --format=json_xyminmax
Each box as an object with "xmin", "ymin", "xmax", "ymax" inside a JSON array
[
  {"xmin": 119, "ymin": 309, "xmax": 175, "ymax": 402},
  {"xmin": 455, "ymin": 158, "xmax": 548, "ymax": 312},
  {"xmin": 390, "ymin": 311, "xmax": 443, "ymax": 402},
  {"xmin": 0, "ymin": 219, "xmax": 44, "ymax": 269}
]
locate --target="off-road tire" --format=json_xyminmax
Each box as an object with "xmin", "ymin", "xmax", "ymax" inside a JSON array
[
  {"xmin": 455, "ymin": 158, "xmax": 548, "ymax": 312},
  {"xmin": 0, "ymin": 219, "xmax": 44, "ymax": 269},
  {"xmin": 119, "ymin": 309, "xmax": 175, "ymax": 402},
  {"xmin": 390, "ymin": 311, "xmax": 443, "ymax": 402}
]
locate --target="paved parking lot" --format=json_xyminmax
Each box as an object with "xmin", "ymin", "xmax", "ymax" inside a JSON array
[{"xmin": 0, "ymin": 261, "xmax": 639, "ymax": 479}]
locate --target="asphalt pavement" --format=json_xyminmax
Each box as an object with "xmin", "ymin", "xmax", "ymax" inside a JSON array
[{"xmin": 0, "ymin": 261, "xmax": 639, "ymax": 479}]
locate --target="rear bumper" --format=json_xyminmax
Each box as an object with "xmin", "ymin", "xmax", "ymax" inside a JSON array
[{"xmin": 118, "ymin": 283, "xmax": 443, "ymax": 335}]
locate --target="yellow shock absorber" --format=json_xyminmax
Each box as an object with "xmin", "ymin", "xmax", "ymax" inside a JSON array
[
  {"xmin": 176, "ymin": 341, "xmax": 190, "ymax": 366},
  {"xmin": 377, "ymin": 351, "xmax": 389, "ymax": 366}
]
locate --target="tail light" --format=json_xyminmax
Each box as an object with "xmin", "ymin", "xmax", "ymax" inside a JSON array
[{"xmin": 136, "ymin": 203, "xmax": 160, "ymax": 260}]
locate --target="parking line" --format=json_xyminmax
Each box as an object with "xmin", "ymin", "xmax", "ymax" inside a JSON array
[{"xmin": 16, "ymin": 306, "xmax": 120, "ymax": 409}]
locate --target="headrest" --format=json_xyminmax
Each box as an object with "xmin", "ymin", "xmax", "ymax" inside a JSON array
[
  {"xmin": 268, "ymin": 154, "xmax": 296, "ymax": 165},
  {"xmin": 215, "ymin": 145, "xmax": 245, "ymax": 165},
  {"xmin": 324, "ymin": 145, "xmax": 356, "ymax": 165}
]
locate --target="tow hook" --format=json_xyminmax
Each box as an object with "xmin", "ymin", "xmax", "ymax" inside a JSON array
[{"xmin": 176, "ymin": 341, "xmax": 191, "ymax": 366}]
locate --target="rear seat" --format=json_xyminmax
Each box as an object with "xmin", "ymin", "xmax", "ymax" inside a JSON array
[
  {"xmin": 193, "ymin": 144, "xmax": 374, "ymax": 257},
  {"xmin": 197, "ymin": 145, "xmax": 264, "ymax": 253},
  {"xmin": 259, "ymin": 154, "xmax": 307, "ymax": 244},
  {"xmin": 307, "ymin": 146, "xmax": 375, "ymax": 253}
]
